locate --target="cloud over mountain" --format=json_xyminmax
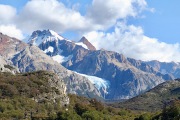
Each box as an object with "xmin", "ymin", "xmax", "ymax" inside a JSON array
[
  {"xmin": 16, "ymin": 0, "xmax": 91, "ymax": 33},
  {"xmin": 84, "ymin": 22, "xmax": 180, "ymax": 62},
  {"xmin": 0, "ymin": 25, "xmax": 24, "ymax": 39},
  {"xmin": 1, "ymin": 0, "xmax": 148, "ymax": 33}
]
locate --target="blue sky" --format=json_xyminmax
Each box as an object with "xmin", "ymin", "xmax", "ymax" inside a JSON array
[
  {"xmin": 130, "ymin": 0, "xmax": 180, "ymax": 44},
  {"xmin": 0, "ymin": 0, "xmax": 27, "ymax": 10},
  {"xmin": 0, "ymin": 0, "xmax": 180, "ymax": 62}
]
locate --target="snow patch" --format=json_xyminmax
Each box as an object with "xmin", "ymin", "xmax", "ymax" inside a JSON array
[
  {"xmin": 52, "ymin": 55, "xmax": 73, "ymax": 63},
  {"xmin": 75, "ymin": 42, "xmax": 89, "ymax": 50},
  {"xmin": 43, "ymin": 46, "xmax": 54, "ymax": 53}
]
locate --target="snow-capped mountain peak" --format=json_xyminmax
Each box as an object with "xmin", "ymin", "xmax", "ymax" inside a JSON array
[
  {"xmin": 27, "ymin": 29, "xmax": 65, "ymax": 46},
  {"xmin": 48, "ymin": 29, "xmax": 64, "ymax": 40}
]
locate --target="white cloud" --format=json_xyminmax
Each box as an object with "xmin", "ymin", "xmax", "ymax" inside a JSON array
[
  {"xmin": 15, "ymin": 0, "xmax": 148, "ymax": 33},
  {"xmin": 0, "ymin": 25, "xmax": 24, "ymax": 39},
  {"xmin": 0, "ymin": 4, "xmax": 16, "ymax": 24},
  {"xmin": 86, "ymin": 0, "xmax": 147, "ymax": 30},
  {"xmin": 84, "ymin": 22, "xmax": 180, "ymax": 62},
  {"xmin": 0, "ymin": 5, "xmax": 23, "ymax": 39},
  {"xmin": 16, "ymin": 0, "xmax": 92, "ymax": 33},
  {"xmin": 0, "ymin": 0, "xmax": 149, "ymax": 33}
]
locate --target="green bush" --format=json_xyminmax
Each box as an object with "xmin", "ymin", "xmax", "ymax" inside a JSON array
[
  {"xmin": 6, "ymin": 110, "xmax": 24, "ymax": 119},
  {"xmin": 118, "ymin": 109, "xmax": 129, "ymax": 116},
  {"xmin": 0, "ymin": 103, "xmax": 6, "ymax": 112},
  {"xmin": 138, "ymin": 113, "xmax": 151, "ymax": 120},
  {"xmin": 82, "ymin": 111, "xmax": 103, "ymax": 120},
  {"xmin": 48, "ymin": 112, "xmax": 57, "ymax": 120},
  {"xmin": 74, "ymin": 103, "xmax": 89, "ymax": 115},
  {"xmin": 57, "ymin": 110, "xmax": 82, "ymax": 120},
  {"xmin": 162, "ymin": 100, "xmax": 180, "ymax": 120},
  {"xmin": 90, "ymin": 99, "xmax": 104, "ymax": 111}
]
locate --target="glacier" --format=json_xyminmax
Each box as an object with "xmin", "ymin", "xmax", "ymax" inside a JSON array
[{"xmin": 74, "ymin": 72, "xmax": 110, "ymax": 95}]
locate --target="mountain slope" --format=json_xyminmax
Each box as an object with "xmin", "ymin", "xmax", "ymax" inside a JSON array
[
  {"xmin": 145, "ymin": 60, "xmax": 180, "ymax": 78},
  {"xmin": 27, "ymin": 29, "xmax": 174, "ymax": 100},
  {"xmin": 0, "ymin": 33, "xmax": 102, "ymax": 99},
  {"xmin": 0, "ymin": 32, "xmax": 26, "ymax": 59},
  {"xmin": 117, "ymin": 79, "xmax": 180, "ymax": 111},
  {"xmin": 63, "ymin": 49, "xmax": 168, "ymax": 99}
]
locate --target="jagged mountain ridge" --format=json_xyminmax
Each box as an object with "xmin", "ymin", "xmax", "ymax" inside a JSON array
[
  {"xmin": 145, "ymin": 60, "xmax": 180, "ymax": 78},
  {"xmin": 0, "ymin": 33, "xmax": 102, "ymax": 99},
  {"xmin": 27, "ymin": 29, "xmax": 174, "ymax": 100},
  {"xmin": 26, "ymin": 29, "xmax": 65, "ymax": 46}
]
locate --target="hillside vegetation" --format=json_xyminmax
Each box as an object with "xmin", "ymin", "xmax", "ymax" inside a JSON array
[
  {"xmin": 0, "ymin": 71, "xmax": 179, "ymax": 119},
  {"xmin": 0, "ymin": 71, "xmax": 141, "ymax": 119},
  {"xmin": 0, "ymin": 73, "xmax": 140, "ymax": 119},
  {"xmin": 0, "ymin": 71, "xmax": 68, "ymax": 119}
]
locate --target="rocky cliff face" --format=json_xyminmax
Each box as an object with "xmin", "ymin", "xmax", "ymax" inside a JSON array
[
  {"xmin": 0, "ymin": 64, "xmax": 19, "ymax": 74},
  {"xmin": 0, "ymin": 33, "xmax": 102, "ymax": 100},
  {"xmin": 31, "ymin": 71, "xmax": 69, "ymax": 105},
  {"xmin": 27, "ymin": 30, "xmax": 174, "ymax": 100}
]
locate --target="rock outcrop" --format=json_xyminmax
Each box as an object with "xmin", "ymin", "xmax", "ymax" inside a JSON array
[
  {"xmin": 31, "ymin": 71, "xmax": 69, "ymax": 106},
  {"xmin": 79, "ymin": 36, "xmax": 96, "ymax": 50}
]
